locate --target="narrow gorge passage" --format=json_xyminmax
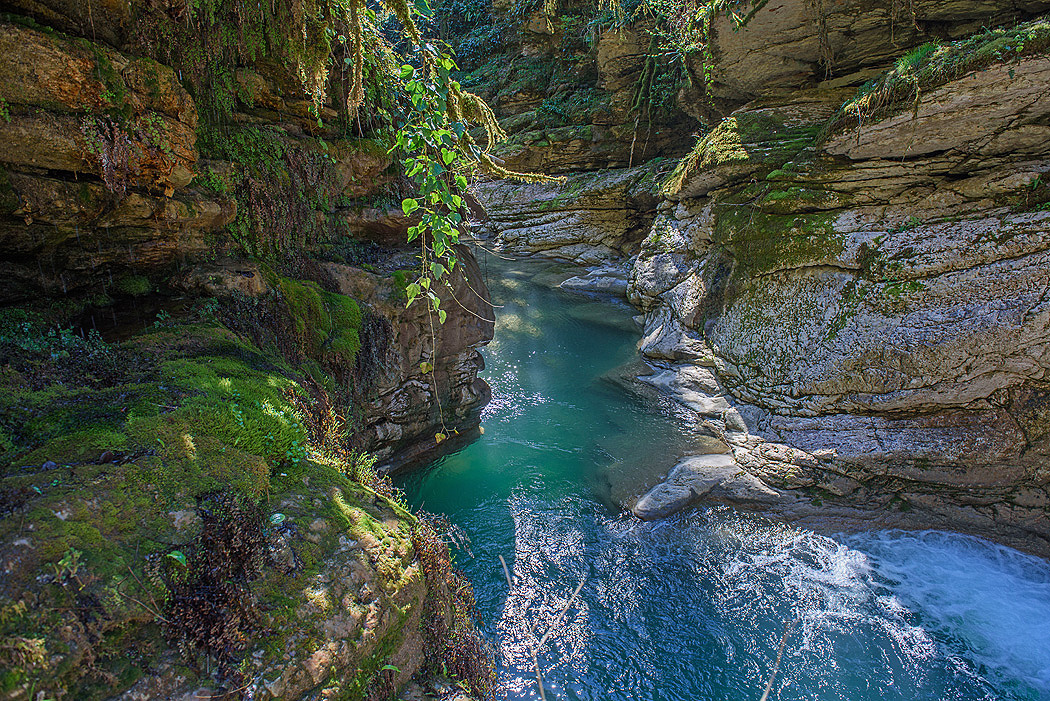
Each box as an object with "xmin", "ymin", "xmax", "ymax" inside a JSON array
[{"xmin": 400, "ymin": 252, "xmax": 1050, "ymax": 701}]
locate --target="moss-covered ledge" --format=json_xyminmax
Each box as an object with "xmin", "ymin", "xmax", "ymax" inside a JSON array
[{"xmin": 0, "ymin": 308, "xmax": 492, "ymax": 700}]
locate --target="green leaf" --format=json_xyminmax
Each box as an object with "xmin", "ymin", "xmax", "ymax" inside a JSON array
[
  {"xmin": 438, "ymin": 309, "xmax": 447, "ymax": 324},
  {"xmin": 167, "ymin": 550, "xmax": 188, "ymax": 567},
  {"xmin": 401, "ymin": 198, "xmax": 419, "ymax": 215},
  {"xmin": 441, "ymin": 148, "xmax": 455, "ymax": 166},
  {"xmin": 419, "ymin": 361, "xmax": 434, "ymax": 373},
  {"xmin": 400, "ymin": 64, "xmax": 414, "ymax": 79}
]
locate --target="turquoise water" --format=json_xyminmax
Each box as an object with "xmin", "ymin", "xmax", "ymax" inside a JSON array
[{"xmin": 398, "ymin": 253, "xmax": 1050, "ymax": 701}]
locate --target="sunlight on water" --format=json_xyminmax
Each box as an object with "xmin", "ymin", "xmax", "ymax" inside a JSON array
[{"xmin": 399, "ymin": 252, "xmax": 1050, "ymax": 701}]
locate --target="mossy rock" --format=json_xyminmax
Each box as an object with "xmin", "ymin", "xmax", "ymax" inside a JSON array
[
  {"xmin": 276, "ymin": 274, "xmax": 363, "ymax": 367},
  {"xmin": 664, "ymin": 110, "xmax": 823, "ymax": 196},
  {"xmin": 713, "ymin": 201, "xmax": 843, "ymax": 277},
  {"xmin": 0, "ymin": 311, "xmax": 431, "ymax": 700},
  {"xmin": 827, "ymin": 17, "xmax": 1050, "ymax": 134}
]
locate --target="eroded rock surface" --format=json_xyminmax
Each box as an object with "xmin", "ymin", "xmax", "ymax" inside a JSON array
[{"xmin": 628, "ymin": 10, "xmax": 1050, "ymax": 555}]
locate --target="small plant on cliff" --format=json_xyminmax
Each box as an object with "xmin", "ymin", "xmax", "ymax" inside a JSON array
[{"xmin": 826, "ymin": 17, "xmax": 1050, "ymax": 135}]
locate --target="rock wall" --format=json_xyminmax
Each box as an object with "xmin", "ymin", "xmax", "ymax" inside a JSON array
[
  {"xmin": 0, "ymin": 3, "xmax": 493, "ymax": 698},
  {"xmin": 0, "ymin": 5, "xmax": 493, "ymax": 468},
  {"xmin": 456, "ymin": 2, "xmax": 698, "ymax": 265},
  {"xmin": 628, "ymin": 3, "xmax": 1050, "ymax": 555}
]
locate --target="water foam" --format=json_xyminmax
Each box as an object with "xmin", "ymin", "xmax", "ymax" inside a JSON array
[{"xmin": 849, "ymin": 530, "xmax": 1050, "ymax": 696}]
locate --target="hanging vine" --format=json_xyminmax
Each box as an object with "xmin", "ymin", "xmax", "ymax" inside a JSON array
[{"xmin": 133, "ymin": 0, "xmax": 555, "ymax": 317}]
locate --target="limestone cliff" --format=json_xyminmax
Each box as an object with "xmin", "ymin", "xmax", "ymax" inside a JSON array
[
  {"xmin": 0, "ymin": 2, "xmax": 494, "ymax": 468},
  {"xmin": 451, "ymin": 0, "xmax": 698, "ymax": 266},
  {"xmin": 449, "ymin": 0, "xmax": 1050, "ymax": 554},
  {"xmin": 0, "ymin": 2, "xmax": 494, "ymax": 698},
  {"xmin": 627, "ymin": 2, "xmax": 1050, "ymax": 555}
]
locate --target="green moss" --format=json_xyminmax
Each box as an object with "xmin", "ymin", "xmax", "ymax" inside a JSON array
[
  {"xmin": 21, "ymin": 428, "xmax": 127, "ymax": 466},
  {"xmin": 277, "ymin": 276, "xmax": 363, "ymax": 366},
  {"xmin": 193, "ymin": 165, "xmax": 230, "ymax": 194},
  {"xmin": 714, "ymin": 204, "xmax": 842, "ymax": 276},
  {"xmin": 390, "ymin": 270, "xmax": 413, "ymax": 302},
  {"xmin": 198, "ymin": 125, "xmax": 344, "ymax": 257},
  {"xmin": 128, "ymin": 353, "xmax": 308, "ymax": 475},
  {"xmin": 115, "ymin": 275, "xmax": 151, "ymax": 297},
  {"xmin": 327, "ymin": 293, "xmax": 363, "ymax": 360},
  {"xmin": 72, "ymin": 38, "xmax": 132, "ymax": 121},
  {"xmin": 664, "ymin": 111, "xmax": 822, "ymax": 196},
  {"xmin": 0, "ymin": 316, "xmax": 342, "ymax": 697}
]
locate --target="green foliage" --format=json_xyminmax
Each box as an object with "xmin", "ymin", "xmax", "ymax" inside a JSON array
[
  {"xmin": 663, "ymin": 111, "xmax": 821, "ymax": 195},
  {"xmin": 199, "ymin": 125, "xmax": 343, "ymax": 257},
  {"xmin": 132, "ymin": 1, "xmax": 289, "ymax": 125},
  {"xmin": 132, "ymin": 1, "xmax": 526, "ymax": 315},
  {"xmin": 142, "ymin": 354, "xmax": 308, "ymax": 470},
  {"xmin": 394, "ymin": 51, "xmax": 527, "ymax": 318},
  {"xmin": 340, "ymin": 449, "xmax": 381, "ymax": 484},
  {"xmin": 192, "ymin": 165, "xmax": 229, "ymax": 195},
  {"xmin": 390, "ymin": 269, "xmax": 414, "ymax": 301},
  {"xmin": 829, "ymin": 16, "xmax": 1050, "ymax": 133},
  {"xmin": 0, "ymin": 317, "xmax": 311, "ymax": 698},
  {"xmin": 888, "ymin": 216, "xmax": 922, "ymax": 234},
  {"xmin": 430, "ymin": 0, "xmax": 502, "ymax": 67},
  {"xmin": 412, "ymin": 516, "xmax": 496, "ymax": 699},
  {"xmin": 395, "ymin": 59, "xmax": 467, "ymax": 320},
  {"xmin": 637, "ymin": 0, "xmax": 770, "ymax": 79},
  {"xmin": 0, "ymin": 293, "xmax": 485, "ymax": 698},
  {"xmin": 537, "ymin": 88, "xmax": 612, "ymax": 126}
]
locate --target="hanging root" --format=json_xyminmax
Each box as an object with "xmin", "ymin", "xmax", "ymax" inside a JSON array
[
  {"xmin": 449, "ymin": 87, "xmax": 507, "ymax": 146},
  {"xmin": 477, "ymin": 152, "xmax": 564, "ymax": 183},
  {"xmin": 380, "ymin": 0, "xmax": 422, "ymax": 45},
  {"xmin": 347, "ymin": 0, "xmax": 366, "ymax": 112}
]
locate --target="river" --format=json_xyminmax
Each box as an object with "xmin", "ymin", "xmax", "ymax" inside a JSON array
[{"xmin": 398, "ymin": 252, "xmax": 1050, "ymax": 701}]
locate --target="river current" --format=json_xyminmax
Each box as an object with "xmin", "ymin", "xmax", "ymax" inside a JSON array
[{"xmin": 398, "ymin": 252, "xmax": 1050, "ymax": 701}]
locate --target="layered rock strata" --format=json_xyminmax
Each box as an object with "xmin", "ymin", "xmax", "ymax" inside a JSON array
[
  {"xmin": 0, "ymin": 10, "xmax": 493, "ymax": 468},
  {"xmin": 630, "ymin": 7, "xmax": 1050, "ymax": 556},
  {"xmin": 462, "ymin": 5, "xmax": 698, "ymax": 265}
]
